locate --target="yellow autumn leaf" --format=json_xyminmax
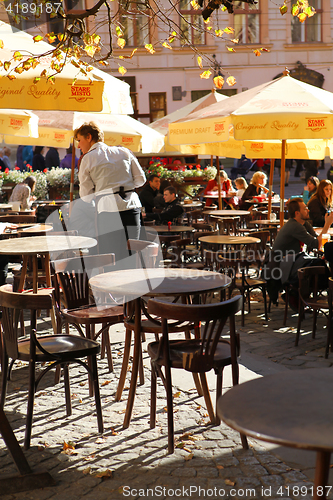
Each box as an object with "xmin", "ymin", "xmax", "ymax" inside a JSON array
[
  {"xmin": 227, "ymin": 47, "xmax": 236, "ymax": 52},
  {"xmin": 63, "ymin": 441, "xmax": 75, "ymax": 450},
  {"xmin": 225, "ymin": 479, "xmax": 235, "ymax": 486},
  {"xmin": 14, "ymin": 66, "xmax": 24, "ymax": 74},
  {"xmin": 4, "ymin": 61, "xmax": 10, "ymax": 71},
  {"xmin": 101, "ymin": 380, "xmax": 111, "ymax": 386},
  {"xmin": 224, "ymin": 27, "xmax": 235, "ymax": 34},
  {"xmin": 298, "ymin": 12, "xmax": 307, "ymax": 21},
  {"xmin": 162, "ymin": 42, "xmax": 172, "ymax": 50},
  {"xmin": 261, "ymin": 47, "xmax": 270, "ymax": 52},
  {"xmin": 197, "ymin": 56, "xmax": 203, "ymax": 69},
  {"xmin": 116, "ymin": 26, "xmax": 123, "ymax": 37},
  {"xmin": 305, "ymin": 5, "xmax": 316, "ymax": 17},
  {"xmin": 253, "ymin": 49, "xmax": 262, "ymax": 56},
  {"xmin": 0, "ymin": 39, "xmax": 3, "ymax": 49},
  {"xmin": 213, "ymin": 75, "xmax": 224, "ymax": 89},
  {"xmin": 98, "ymin": 60, "xmax": 109, "ymax": 66},
  {"xmin": 227, "ymin": 76, "xmax": 237, "ymax": 86},
  {"xmin": 13, "ymin": 51, "xmax": 23, "ymax": 61},
  {"xmin": 7, "ymin": 74, "xmax": 16, "ymax": 80},
  {"xmin": 119, "ymin": 48, "xmax": 137, "ymax": 59},
  {"xmin": 145, "ymin": 44, "xmax": 155, "ymax": 54},
  {"xmin": 291, "ymin": 4, "xmax": 299, "ymax": 15},
  {"xmin": 280, "ymin": 4, "xmax": 288, "ymax": 14},
  {"xmin": 33, "ymin": 35, "xmax": 44, "ymax": 43},
  {"xmin": 33, "ymin": 77, "xmax": 41, "ymax": 83},
  {"xmin": 95, "ymin": 469, "xmax": 113, "ymax": 478},
  {"xmin": 231, "ymin": 38, "xmax": 239, "ymax": 44},
  {"xmin": 200, "ymin": 70, "xmax": 212, "ymax": 79},
  {"xmin": 45, "ymin": 33, "xmax": 56, "ymax": 44},
  {"xmin": 117, "ymin": 38, "xmax": 126, "ymax": 49},
  {"xmin": 84, "ymin": 45, "xmax": 97, "ymax": 57},
  {"xmin": 92, "ymin": 34, "xmax": 101, "ymax": 44},
  {"xmin": 173, "ymin": 391, "xmax": 181, "ymax": 398},
  {"xmin": 215, "ymin": 29, "xmax": 224, "ymax": 37},
  {"xmin": 190, "ymin": 0, "xmax": 200, "ymax": 9},
  {"xmin": 118, "ymin": 66, "xmax": 127, "ymax": 76}
]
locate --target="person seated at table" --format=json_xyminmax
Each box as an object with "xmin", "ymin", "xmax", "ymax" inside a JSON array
[
  {"xmin": 60, "ymin": 146, "xmax": 78, "ymax": 169},
  {"xmin": 145, "ymin": 186, "xmax": 184, "ymax": 224},
  {"xmin": 302, "ymin": 176, "xmax": 319, "ymax": 204},
  {"xmin": 203, "ymin": 170, "xmax": 233, "ymax": 207},
  {"xmin": 234, "ymin": 177, "xmax": 248, "ymax": 198},
  {"xmin": 139, "ymin": 174, "xmax": 161, "ymax": 213},
  {"xmin": 307, "ymin": 179, "xmax": 333, "ymax": 227},
  {"xmin": 239, "ymin": 171, "xmax": 268, "ymax": 210},
  {"xmin": 9, "ymin": 175, "xmax": 36, "ymax": 210},
  {"xmin": 262, "ymin": 198, "xmax": 333, "ymax": 307}
]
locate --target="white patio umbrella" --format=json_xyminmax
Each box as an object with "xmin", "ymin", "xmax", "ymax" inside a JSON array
[
  {"xmin": 149, "ymin": 91, "xmax": 229, "ymax": 152},
  {"xmin": 0, "ymin": 21, "xmax": 133, "ymax": 114},
  {"xmin": 169, "ymin": 72, "xmax": 333, "ymax": 225},
  {"xmin": 0, "ymin": 109, "xmax": 38, "ymax": 139}
]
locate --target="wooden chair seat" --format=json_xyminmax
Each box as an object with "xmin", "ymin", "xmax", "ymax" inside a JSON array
[
  {"xmin": 16, "ymin": 334, "xmax": 100, "ymax": 361},
  {"xmin": 0, "ymin": 289, "xmax": 103, "ymax": 449},
  {"xmin": 148, "ymin": 339, "xmax": 232, "ymax": 369}
]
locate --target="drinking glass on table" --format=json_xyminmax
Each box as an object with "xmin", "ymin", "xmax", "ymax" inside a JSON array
[{"xmin": 321, "ymin": 233, "xmax": 330, "ymax": 250}]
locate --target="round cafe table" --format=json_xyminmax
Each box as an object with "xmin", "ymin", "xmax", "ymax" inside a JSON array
[
  {"xmin": 0, "ymin": 235, "xmax": 97, "ymax": 293},
  {"xmin": 250, "ymin": 219, "xmax": 288, "ymax": 226},
  {"xmin": 90, "ymin": 267, "xmax": 231, "ymax": 428},
  {"xmin": 149, "ymin": 225, "xmax": 195, "ymax": 234},
  {"xmin": 199, "ymin": 235, "xmax": 260, "ymax": 247},
  {"xmin": 217, "ymin": 368, "xmax": 333, "ymax": 500},
  {"xmin": 203, "ymin": 210, "xmax": 250, "ymax": 217}
]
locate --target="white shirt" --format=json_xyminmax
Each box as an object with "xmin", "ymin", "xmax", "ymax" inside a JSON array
[{"xmin": 79, "ymin": 142, "xmax": 146, "ymax": 213}]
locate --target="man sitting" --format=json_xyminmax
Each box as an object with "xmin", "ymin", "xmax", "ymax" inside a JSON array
[
  {"xmin": 139, "ymin": 174, "xmax": 161, "ymax": 213},
  {"xmin": 263, "ymin": 198, "xmax": 333, "ymax": 305},
  {"xmin": 145, "ymin": 185, "xmax": 184, "ymax": 224}
]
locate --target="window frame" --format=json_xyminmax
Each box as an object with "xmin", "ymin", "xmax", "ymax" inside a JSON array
[
  {"xmin": 233, "ymin": 0, "xmax": 261, "ymax": 44},
  {"xmin": 118, "ymin": 0, "xmax": 152, "ymax": 47},
  {"xmin": 179, "ymin": 0, "xmax": 206, "ymax": 46},
  {"xmin": 291, "ymin": 0, "xmax": 322, "ymax": 43}
]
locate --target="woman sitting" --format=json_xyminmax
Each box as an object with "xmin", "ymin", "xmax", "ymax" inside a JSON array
[
  {"xmin": 302, "ymin": 176, "xmax": 319, "ymax": 204},
  {"xmin": 240, "ymin": 171, "xmax": 268, "ymax": 210},
  {"xmin": 203, "ymin": 170, "xmax": 233, "ymax": 207},
  {"xmin": 9, "ymin": 175, "xmax": 36, "ymax": 210},
  {"xmin": 307, "ymin": 179, "xmax": 333, "ymax": 227}
]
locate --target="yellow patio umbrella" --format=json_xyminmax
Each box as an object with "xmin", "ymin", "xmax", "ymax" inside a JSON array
[
  {"xmin": 0, "ymin": 109, "xmax": 38, "ymax": 139},
  {"xmin": 169, "ymin": 72, "xmax": 333, "ymax": 225},
  {"xmin": 0, "ymin": 21, "xmax": 133, "ymax": 114},
  {"xmin": 149, "ymin": 91, "xmax": 229, "ymax": 152}
]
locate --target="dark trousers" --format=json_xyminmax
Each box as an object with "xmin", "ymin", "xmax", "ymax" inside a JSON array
[{"xmin": 97, "ymin": 208, "xmax": 141, "ymax": 270}]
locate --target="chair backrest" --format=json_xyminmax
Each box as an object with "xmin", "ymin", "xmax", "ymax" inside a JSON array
[
  {"xmin": 147, "ymin": 295, "xmax": 242, "ymax": 372},
  {"xmin": 127, "ymin": 239, "xmax": 159, "ymax": 268},
  {"xmin": 192, "ymin": 223, "xmax": 213, "ymax": 232},
  {"xmin": 298, "ymin": 266, "xmax": 327, "ymax": 301},
  {"xmin": 0, "ymin": 215, "xmax": 37, "ymax": 224},
  {"xmin": 52, "ymin": 252, "xmax": 115, "ymax": 274},
  {"xmin": 0, "ymin": 288, "xmax": 53, "ymax": 359},
  {"xmin": 169, "ymin": 238, "xmax": 192, "ymax": 267}
]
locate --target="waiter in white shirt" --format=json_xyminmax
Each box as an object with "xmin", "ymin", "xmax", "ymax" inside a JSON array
[{"xmin": 75, "ymin": 122, "xmax": 146, "ymax": 267}]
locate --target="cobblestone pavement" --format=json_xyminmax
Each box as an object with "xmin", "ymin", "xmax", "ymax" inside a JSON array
[
  {"xmin": 1, "ymin": 291, "xmax": 333, "ymax": 500},
  {"xmin": 1, "ymin": 169, "xmax": 333, "ymax": 500}
]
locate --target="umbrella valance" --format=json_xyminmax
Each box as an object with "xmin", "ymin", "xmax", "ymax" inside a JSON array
[{"xmin": 0, "ymin": 21, "xmax": 133, "ymax": 114}]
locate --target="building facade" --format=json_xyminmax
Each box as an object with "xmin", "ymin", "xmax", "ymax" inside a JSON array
[{"xmin": 1, "ymin": 0, "xmax": 332, "ymax": 123}]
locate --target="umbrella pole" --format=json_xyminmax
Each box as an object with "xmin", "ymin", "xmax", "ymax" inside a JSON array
[
  {"xmin": 69, "ymin": 137, "xmax": 75, "ymax": 216},
  {"xmin": 215, "ymin": 156, "xmax": 222, "ymax": 210},
  {"xmin": 280, "ymin": 140, "xmax": 286, "ymax": 227},
  {"xmin": 267, "ymin": 159, "xmax": 275, "ymax": 220}
]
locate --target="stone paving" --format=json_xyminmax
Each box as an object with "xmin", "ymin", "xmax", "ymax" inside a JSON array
[
  {"xmin": 1, "ymin": 168, "xmax": 333, "ymax": 500},
  {"xmin": 1, "ymin": 290, "xmax": 333, "ymax": 500}
]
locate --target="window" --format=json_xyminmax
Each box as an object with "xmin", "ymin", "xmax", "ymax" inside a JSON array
[
  {"xmin": 179, "ymin": 0, "xmax": 205, "ymax": 45},
  {"xmin": 119, "ymin": 0, "xmax": 150, "ymax": 47},
  {"xmin": 191, "ymin": 89, "xmax": 237, "ymax": 101},
  {"xmin": 149, "ymin": 93, "xmax": 167, "ymax": 121},
  {"xmin": 291, "ymin": 0, "xmax": 322, "ymax": 42},
  {"xmin": 234, "ymin": 0, "xmax": 260, "ymax": 44}
]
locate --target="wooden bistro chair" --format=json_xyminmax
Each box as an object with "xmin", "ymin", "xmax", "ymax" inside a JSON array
[
  {"xmin": 53, "ymin": 253, "xmax": 124, "ymax": 393},
  {"xmin": 0, "ymin": 215, "xmax": 37, "ymax": 224},
  {"xmin": 0, "ymin": 288, "xmax": 103, "ymax": 449},
  {"xmin": 295, "ymin": 266, "xmax": 330, "ymax": 357},
  {"xmin": 147, "ymin": 295, "xmax": 248, "ymax": 454},
  {"xmin": 117, "ymin": 239, "xmax": 197, "ymax": 401}
]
